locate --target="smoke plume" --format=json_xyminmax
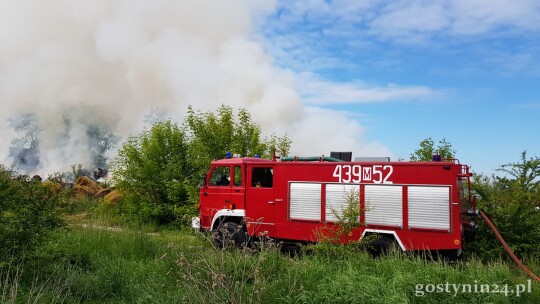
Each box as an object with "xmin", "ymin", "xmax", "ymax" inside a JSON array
[{"xmin": 0, "ymin": 0, "xmax": 390, "ymax": 175}]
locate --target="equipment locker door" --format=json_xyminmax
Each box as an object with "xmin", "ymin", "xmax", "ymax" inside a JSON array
[{"xmin": 245, "ymin": 165, "xmax": 276, "ymax": 237}]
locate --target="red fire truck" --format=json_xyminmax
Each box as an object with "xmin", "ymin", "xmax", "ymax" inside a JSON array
[{"xmin": 192, "ymin": 153, "xmax": 474, "ymax": 257}]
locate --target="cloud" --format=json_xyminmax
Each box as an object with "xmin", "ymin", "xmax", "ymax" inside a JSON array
[
  {"xmin": 483, "ymin": 47, "xmax": 540, "ymax": 77},
  {"xmin": 368, "ymin": 0, "xmax": 540, "ymax": 41},
  {"xmin": 270, "ymin": 0, "xmax": 540, "ymax": 42},
  {"xmin": 297, "ymin": 73, "xmax": 437, "ymax": 105}
]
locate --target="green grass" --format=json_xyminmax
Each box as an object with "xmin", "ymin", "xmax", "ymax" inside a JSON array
[
  {"xmin": 3, "ymin": 222, "xmax": 539, "ymax": 303},
  {"xmin": 61, "ymin": 197, "xmax": 100, "ymax": 216}
]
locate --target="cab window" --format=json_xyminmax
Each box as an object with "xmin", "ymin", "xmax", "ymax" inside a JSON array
[
  {"xmin": 209, "ymin": 166, "xmax": 230, "ymax": 186},
  {"xmin": 251, "ymin": 167, "xmax": 273, "ymax": 188}
]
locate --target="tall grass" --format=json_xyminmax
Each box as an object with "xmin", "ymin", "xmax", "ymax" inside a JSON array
[
  {"xmin": 1, "ymin": 261, "xmax": 71, "ymax": 304},
  {"xmin": 174, "ymin": 241, "xmax": 540, "ymax": 304},
  {"xmin": 61, "ymin": 197, "xmax": 99, "ymax": 216},
  {"xmin": 25, "ymin": 227, "xmax": 174, "ymax": 303},
  {"xmin": 6, "ymin": 225, "xmax": 539, "ymax": 303},
  {"xmin": 1, "ymin": 263, "xmax": 20, "ymax": 303}
]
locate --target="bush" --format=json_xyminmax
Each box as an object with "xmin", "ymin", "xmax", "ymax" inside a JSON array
[
  {"xmin": 468, "ymin": 152, "xmax": 540, "ymax": 260},
  {"xmin": 0, "ymin": 164, "xmax": 64, "ymax": 265},
  {"xmin": 109, "ymin": 121, "xmax": 194, "ymax": 225}
]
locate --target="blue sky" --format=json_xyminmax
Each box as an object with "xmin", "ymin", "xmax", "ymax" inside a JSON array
[{"xmin": 255, "ymin": 0, "xmax": 540, "ymax": 175}]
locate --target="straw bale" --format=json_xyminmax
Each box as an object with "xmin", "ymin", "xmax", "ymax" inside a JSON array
[
  {"xmin": 43, "ymin": 181, "xmax": 63, "ymax": 194},
  {"xmin": 103, "ymin": 190, "xmax": 123, "ymax": 204},
  {"xmin": 94, "ymin": 187, "xmax": 114, "ymax": 199}
]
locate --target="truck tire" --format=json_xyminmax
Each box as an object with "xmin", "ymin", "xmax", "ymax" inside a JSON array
[
  {"xmin": 437, "ymin": 249, "xmax": 461, "ymax": 261},
  {"xmin": 367, "ymin": 237, "xmax": 395, "ymax": 257},
  {"xmin": 212, "ymin": 222, "xmax": 247, "ymax": 249}
]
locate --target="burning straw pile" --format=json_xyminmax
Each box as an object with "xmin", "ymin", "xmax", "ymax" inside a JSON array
[{"xmin": 73, "ymin": 176, "xmax": 122, "ymax": 204}]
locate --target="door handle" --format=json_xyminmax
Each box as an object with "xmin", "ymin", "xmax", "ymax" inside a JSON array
[
  {"xmin": 275, "ymin": 199, "xmax": 283, "ymax": 202},
  {"xmin": 268, "ymin": 201, "xmax": 274, "ymax": 204}
]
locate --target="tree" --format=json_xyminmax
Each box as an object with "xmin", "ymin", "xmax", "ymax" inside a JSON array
[
  {"xmin": 86, "ymin": 124, "xmax": 119, "ymax": 169},
  {"xmin": 410, "ymin": 137, "xmax": 456, "ymax": 161},
  {"xmin": 8, "ymin": 112, "xmax": 40, "ymax": 149},
  {"xmin": 185, "ymin": 105, "xmax": 265, "ymax": 158},
  {"xmin": 185, "ymin": 105, "xmax": 291, "ymax": 178},
  {"xmin": 497, "ymin": 151, "xmax": 540, "ymax": 192},
  {"xmin": 60, "ymin": 108, "xmax": 119, "ymax": 169},
  {"xmin": 109, "ymin": 120, "xmax": 193, "ymax": 225},
  {"xmin": 468, "ymin": 151, "xmax": 540, "ymax": 260},
  {"xmin": 268, "ymin": 134, "xmax": 292, "ymax": 158},
  {"xmin": 109, "ymin": 105, "xmax": 292, "ymax": 226}
]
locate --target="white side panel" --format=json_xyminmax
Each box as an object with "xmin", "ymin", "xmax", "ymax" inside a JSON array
[
  {"xmin": 408, "ymin": 186, "xmax": 450, "ymax": 230},
  {"xmin": 290, "ymin": 183, "xmax": 322, "ymax": 221},
  {"xmin": 364, "ymin": 185, "xmax": 403, "ymax": 227},
  {"xmin": 325, "ymin": 184, "xmax": 360, "ymax": 223}
]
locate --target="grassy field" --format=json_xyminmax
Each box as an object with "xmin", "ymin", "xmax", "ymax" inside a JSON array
[{"xmin": 1, "ymin": 214, "xmax": 538, "ymax": 304}]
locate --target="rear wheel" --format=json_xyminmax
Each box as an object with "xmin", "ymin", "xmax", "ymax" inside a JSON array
[
  {"xmin": 212, "ymin": 222, "xmax": 247, "ymax": 249},
  {"xmin": 437, "ymin": 249, "xmax": 461, "ymax": 261},
  {"xmin": 367, "ymin": 236, "xmax": 395, "ymax": 257}
]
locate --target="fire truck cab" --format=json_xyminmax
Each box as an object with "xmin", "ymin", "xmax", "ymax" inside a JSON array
[{"xmin": 193, "ymin": 154, "xmax": 473, "ymax": 256}]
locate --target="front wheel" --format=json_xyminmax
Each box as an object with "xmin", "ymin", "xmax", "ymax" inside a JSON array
[{"xmin": 212, "ymin": 222, "xmax": 247, "ymax": 249}]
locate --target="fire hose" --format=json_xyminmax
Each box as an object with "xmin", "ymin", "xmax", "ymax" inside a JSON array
[{"xmin": 479, "ymin": 211, "xmax": 540, "ymax": 282}]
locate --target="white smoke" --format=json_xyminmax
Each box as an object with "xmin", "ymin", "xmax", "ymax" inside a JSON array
[{"xmin": 0, "ymin": 0, "xmax": 391, "ymax": 175}]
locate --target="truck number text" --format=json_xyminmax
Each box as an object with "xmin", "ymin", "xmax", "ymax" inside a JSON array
[{"xmin": 332, "ymin": 165, "xmax": 394, "ymax": 184}]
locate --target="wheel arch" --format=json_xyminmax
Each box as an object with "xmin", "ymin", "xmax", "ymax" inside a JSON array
[
  {"xmin": 360, "ymin": 229, "xmax": 406, "ymax": 251},
  {"xmin": 211, "ymin": 209, "xmax": 246, "ymax": 231}
]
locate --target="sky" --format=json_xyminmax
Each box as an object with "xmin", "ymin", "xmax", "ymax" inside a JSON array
[
  {"xmin": 0, "ymin": 0, "xmax": 538, "ymax": 176},
  {"xmin": 257, "ymin": 0, "xmax": 540, "ymax": 175}
]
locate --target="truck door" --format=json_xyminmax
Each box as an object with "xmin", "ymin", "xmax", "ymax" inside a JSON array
[
  {"xmin": 205, "ymin": 165, "xmax": 232, "ymax": 211},
  {"xmin": 231, "ymin": 165, "xmax": 245, "ymax": 209},
  {"xmin": 245, "ymin": 165, "xmax": 276, "ymax": 237}
]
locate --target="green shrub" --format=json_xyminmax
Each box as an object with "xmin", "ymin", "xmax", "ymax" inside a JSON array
[
  {"xmin": 0, "ymin": 164, "xmax": 64, "ymax": 265},
  {"xmin": 468, "ymin": 152, "xmax": 540, "ymax": 260},
  {"xmin": 109, "ymin": 121, "xmax": 194, "ymax": 225}
]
